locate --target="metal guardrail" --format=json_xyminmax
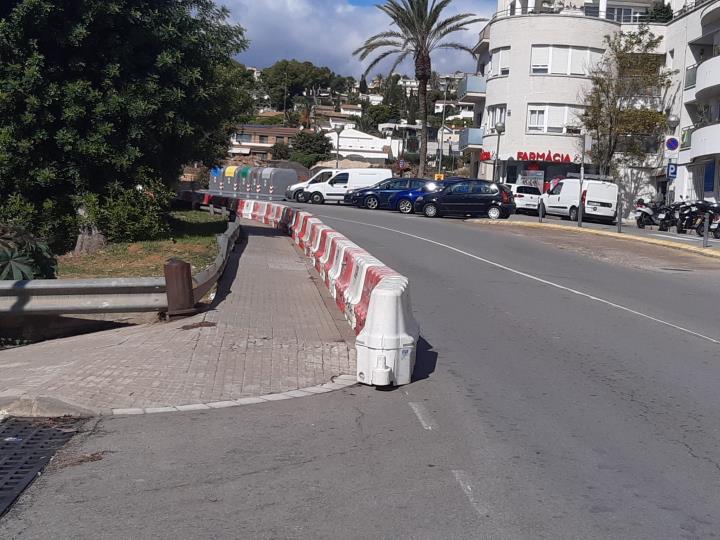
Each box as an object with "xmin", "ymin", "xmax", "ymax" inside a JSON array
[{"xmin": 0, "ymin": 216, "xmax": 241, "ymax": 316}]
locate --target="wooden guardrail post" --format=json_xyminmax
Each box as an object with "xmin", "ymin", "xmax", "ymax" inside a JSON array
[{"xmin": 164, "ymin": 258, "xmax": 196, "ymax": 316}]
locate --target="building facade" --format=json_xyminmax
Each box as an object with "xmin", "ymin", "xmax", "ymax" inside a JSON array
[
  {"xmin": 230, "ymin": 125, "xmax": 300, "ymax": 161},
  {"xmin": 461, "ymin": 0, "xmax": 720, "ymax": 204}
]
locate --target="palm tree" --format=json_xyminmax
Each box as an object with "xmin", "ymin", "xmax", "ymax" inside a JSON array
[{"xmin": 354, "ymin": 0, "xmax": 482, "ymax": 176}]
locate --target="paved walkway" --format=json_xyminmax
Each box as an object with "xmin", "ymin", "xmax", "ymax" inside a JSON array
[{"xmin": 0, "ymin": 221, "xmax": 355, "ymax": 416}]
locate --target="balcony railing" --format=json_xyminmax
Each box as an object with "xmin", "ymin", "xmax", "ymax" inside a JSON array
[
  {"xmin": 492, "ymin": 5, "xmax": 658, "ymax": 23},
  {"xmin": 457, "ymin": 75, "xmax": 486, "ymax": 101},
  {"xmin": 685, "ymin": 65, "xmax": 697, "ymax": 89},
  {"xmin": 459, "ymin": 128, "xmax": 485, "ymax": 152}
]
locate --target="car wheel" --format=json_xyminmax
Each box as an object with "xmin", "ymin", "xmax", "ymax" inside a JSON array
[
  {"xmin": 294, "ymin": 191, "xmax": 305, "ymax": 203},
  {"xmin": 569, "ymin": 206, "xmax": 578, "ymax": 222},
  {"xmin": 487, "ymin": 206, "xmax": 502, "ymax": 220},
  {"xmin": 310, "ymin": 192, "xmax": 324, "ymax": 204},
  {"xmin": 365, "ymin": 195, "xmax": 379, "ymax": 210},
  {"xmin": 423, "ymin": 203, "xmax": 439, "ymax": 218},
  {"xmin": 398, "ymin": 198, "xmax": 413, "ymax": 214}
]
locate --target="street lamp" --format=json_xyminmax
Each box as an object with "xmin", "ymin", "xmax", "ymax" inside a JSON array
[
  {"xmin": 334, "ymin": 125, "xmax": 344, "ymax": 168},
  {"xmin": 493, "ymin": 121, "xmax": 505, "ymax": 183}
]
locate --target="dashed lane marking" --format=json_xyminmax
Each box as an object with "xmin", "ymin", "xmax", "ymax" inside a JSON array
[
  {"xmin": 317, "ymin": 214, "xmax": 720, "ymax": 346},
  {"xmin": 452, "ymin": 469, "xmax": 488, "ymax": 518},
  {"xmin": 408, "ymin": 402, "xmax": 438, "ymax": 430}
]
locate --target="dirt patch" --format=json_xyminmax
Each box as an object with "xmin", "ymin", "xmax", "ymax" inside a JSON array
[
  {"xmin": 52, "ymin": 451, "xmax": 109, "ymax": 470},
  {"xmin": 181, "ymin": 321, "xmax": 217, "ymax": 330}
]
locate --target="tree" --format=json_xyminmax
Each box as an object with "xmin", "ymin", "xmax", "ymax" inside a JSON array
[
  {"xmin": 359, "ymin": 75, "xmax": 369, "ymax": 94},
  {"xmin": 407, "ymin": 91, "xmax": 419, "ymax": 124},
  {"xmin": 0, "ymin": 0, "xmax": 250, "ymax": 252},
  {"xmin": 354, "ymin": 0, "xmax": 481, "ymax": 176},
  {"xmin": 647, "ymin": 0, "xmax": 673, "ymax": 22},
  {"xmin": 261, "ymin": 60, "xmax": 343, "ymax": 111},
  {"xmin": 581, "ymin": 25, "xmax": 674, "ymax": 177},
  {"xmin": 271, "ymin": 142, "xmax": 291, "ymax": 160},
  {"xmin": 288, "ymin": 130, "xmax": 333, "ymax": 168}
]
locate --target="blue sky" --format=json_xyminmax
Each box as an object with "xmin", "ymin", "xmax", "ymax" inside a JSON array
[{"xmin": 223, "ymin": 0, "xmax": 493, "ymax": 77}]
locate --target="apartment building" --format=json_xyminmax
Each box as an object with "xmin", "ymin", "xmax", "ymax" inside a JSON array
[
  {"xmin": 461, "ymin": 0, "xmax": 720, "ymax": 203},
  {"xmin": 229, "ymin": 125, "xmax": 300, "ymax": 161}
]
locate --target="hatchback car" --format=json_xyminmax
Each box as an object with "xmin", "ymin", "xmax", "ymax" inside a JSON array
[
  {"xmin": 414, "ymin": 179, "xmax": 515, "ymax": 219},
  {"xmin": 394, "ymin": 177, "xmax": 469, "ymax": 214},
  {"xmin": 344, "ymin": 178, "xmax": 428, "ymax": 209},
  {"xmin": 508, "ymin": 184, "xmax": 541, "ymax": 214}
]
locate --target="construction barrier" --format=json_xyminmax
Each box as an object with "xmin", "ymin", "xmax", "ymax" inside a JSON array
[{"xmin": 182, "ymin": 192, "xmax": 419, "ymax": 387}]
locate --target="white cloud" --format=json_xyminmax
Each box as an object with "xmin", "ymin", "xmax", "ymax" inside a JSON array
[{"xmin": 223, "ymin": 0, "xmax": 494, "ymax": 77}]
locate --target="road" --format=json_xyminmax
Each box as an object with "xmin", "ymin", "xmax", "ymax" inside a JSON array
[{"xmin": 3, "ymin": 204, "xmax": 720, "ymax": 539}]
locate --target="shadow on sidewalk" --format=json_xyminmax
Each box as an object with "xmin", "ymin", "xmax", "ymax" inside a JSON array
[{"xmin": 412, "ymin": 336, "xmax": 437, "ymax": 382}]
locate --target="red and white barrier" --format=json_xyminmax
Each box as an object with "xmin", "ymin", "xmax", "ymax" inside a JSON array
[{"xmin": 189, "ymin": 193, "xmax": 419, "ymax": 387}]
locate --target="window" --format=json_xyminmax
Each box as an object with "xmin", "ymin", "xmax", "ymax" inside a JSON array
[
  {"xmin": 490, "ymin": 47, "xmax": 511, "ymax": 77},
  {"xmin": 486, "ymin": 104, "xmax": 507, "ymax": 132},
  {"xmin": 411, "ymin": 180, "xmax": 426, "ymax": 189},
  {"xmin": 259, "ymin": 135, "xmax": 269, "ymax": 144},
  {"xmin": 451, "ymin": 182, "xmax": 471, "ymax": 194},
  {"xmin": 275, "ymin": 136, "xmax": 284, "ymax": 144},
  {"xmin": 471, "ymin": 181, "xmax": 496, "ymax": 194},
  {"xmin": 549, "ymin": 183, "xmax": 563, "ymax": 195},
  {"xmin": 330, "ymin": 173, "xmax": 348, "ymax": 185},
  {"xmin": 531, "ymin": 46, "xmax": 549, "ymax": 74},
  {"xmin": 606, "ymin": 7, "xmax": 637, "ymax": 22},
  {"xmin": 236, "ymin": 133, "xmax": 252, "ymax": 143},
  {"xmin": 390, "ymin": 179, "xmax": 409, "ymax": 189},
  {"xmin": 518, "ymin": 186, "xmax": 541, "ymax": 195},
  {"xmin": 531, "ymin": 45, "xmax": 604, "ymax": 76},
  {"xmin": 526, "ymin": 104, "xmax": 585, "ymax": 134}
]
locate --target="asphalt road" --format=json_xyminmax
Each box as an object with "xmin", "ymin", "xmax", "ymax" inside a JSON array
[{"xmin": 3, "ymin": 204, "xmax": 720, "ymax": 539}]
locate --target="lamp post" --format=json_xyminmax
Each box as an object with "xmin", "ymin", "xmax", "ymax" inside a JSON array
[
  {"xmin": 666, "ymin": 114, "xmax": 680, "ymax": 205},
  {"xmin": 577, "ymin": 132, "xmax": 592, "ymax": 227},
  {"xmin": 493, "ymin": 121, "xmax": 505, "ymax": 183},
  {"xmin": 334, "ymin": 125, "xmax": 344, "ymax": 169}
]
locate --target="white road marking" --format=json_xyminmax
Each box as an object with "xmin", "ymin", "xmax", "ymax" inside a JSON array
[
  {"xmin": 318, "ymin": 214, "xmax": 720, "ymax": 346},
  {"xmin": 650, "ymin": 232, "xmax": 719, "ymax": 245},
  {"xmin": 452, "ymin": 470, "xmax": 488, "ymax": 518},
  {"xmin": 408, "ymin": 402, "xmax": 438, "ymax": 430}
]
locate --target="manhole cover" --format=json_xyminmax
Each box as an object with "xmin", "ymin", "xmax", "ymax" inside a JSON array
[{"xmin": 0, "ymin": 418, "xmax": 76, "ymax": 517}]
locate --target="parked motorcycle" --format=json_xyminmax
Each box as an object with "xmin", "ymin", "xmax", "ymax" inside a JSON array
[
  {"xmin": 656, "ymin": 202, "xmax": 683, "ymax": 232},
  {"xmin": 692, "ymin": 202, "xmax": 720, "ymax": 237},
  {"xmin": 634, "ymin": 199, "xmax": 667, "ymax": 229},
  {"xmin": 710, "ymin": 212, "xmax": 720, "ymax": 239}
]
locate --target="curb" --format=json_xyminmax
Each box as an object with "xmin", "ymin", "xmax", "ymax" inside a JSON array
[
  {"xmin": 111, "ymin": 375, "xmax": 358, "ymax": 416},
  {"xmin": 467, "ymin": 219, "xmax": 720, "ymax": 260}
]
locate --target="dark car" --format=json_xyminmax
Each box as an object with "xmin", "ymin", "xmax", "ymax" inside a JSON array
[
  {"xmin": 393, "ymin": 177, "xmax": 469, "ymax": 214},
  {"xmin": 344, "ymin": 178, "xmax": 429, "ymax": 209},
  {"xmin": 414, "ymin": 179, "xmax": 515, "ymax": 219}
]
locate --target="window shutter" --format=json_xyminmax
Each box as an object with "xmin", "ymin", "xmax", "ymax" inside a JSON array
[
  {"xmin": 531, "ymin": 46, "xmax": 550, "ymax": 71},
  {"xmin": 551, "ymin": 47, "xmax": 569, "ymax": 74},
  {"xmin": 570, "ymin": 48, "xmax": 587, "ymax": 75},
  {"xmin": 547, "ymin": 105, "xmax": 565, "ymax": 132}
]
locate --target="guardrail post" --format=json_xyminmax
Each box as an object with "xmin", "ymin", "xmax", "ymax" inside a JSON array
[
  {"xmin": 703, "ymin": 212, "xmax": 710, "ymax": 248},
  {"xmin": 164, "ymin": 258, "xmax": 196, "ymax": 316},
  {"xmin": 617, "ymin": 198, "xmax": 623, "ymax": 233},
  {"xmin": 538, "ymin": 200, "xmax": 544, "ymax": 223}
]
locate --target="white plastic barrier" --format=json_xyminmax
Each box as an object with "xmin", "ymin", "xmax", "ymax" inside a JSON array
[
  {"xmin": 190, "ymin": 195, "xmax": 420, "ymax": 387},
  {"xmin": 355, "ymin": 276, "xmax": 419, "ymax": 386}
]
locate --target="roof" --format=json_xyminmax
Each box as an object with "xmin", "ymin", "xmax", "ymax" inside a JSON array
[
  {"xmin": 341, "ymin": 104, "xmax": 362, "ymax": 109},
  {"xmin": 236, "ymin": 125, "xmax": 300, "ymax": 136}
]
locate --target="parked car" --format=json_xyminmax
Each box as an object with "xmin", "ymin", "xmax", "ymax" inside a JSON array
[
  {"xmin": 394, "ymin": 177, "xmax": 469, "ymax": 214},
  {"xmin": 304, "ymin": 168, "xmax": 392, "ymax": 204},
  {"xmin": 414, "ymin": 179, "xmax": 515, "ymax": 219},
  {"xmin": 540, "ymin": 178, "xmax": 618, "ymax": 223},
  {"xmin": 508, "ymin": 184, "xmax": 541, "ymax": 214},
  {"xmin": 345, "ymin": 178, "xmax": 429, "ymax": 209},
  {"xmin": 285, "ymin": 168, "xmax": 339, "ymax": 202}
]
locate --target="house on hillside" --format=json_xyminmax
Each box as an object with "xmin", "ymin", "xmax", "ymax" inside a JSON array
[
  {"xmin": 229, "ymin": 125, "xmax": 300, "ymax": 161},
  {"xmin": 325, "ymin": 127, "xmax": 394, "ymax": 163}
]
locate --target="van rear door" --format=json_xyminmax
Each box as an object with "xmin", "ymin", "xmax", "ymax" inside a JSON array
[{"xmin": 584, "ymin": 182, "xmax": 617, "ymax": 217}]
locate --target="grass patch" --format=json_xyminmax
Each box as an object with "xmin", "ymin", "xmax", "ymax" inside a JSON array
[{"xmin": 58, "ymin": 210, "xmax": 228, "ymax": 278}]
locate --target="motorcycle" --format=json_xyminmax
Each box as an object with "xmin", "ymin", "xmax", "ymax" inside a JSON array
[
  {"xmin": 675, "ymin": 200, "xmax": 700, "ymax": 234},
  {"xmin": 656, "ymin": 202, "xmax": 683, "ymax": 232},
  {"xmin": 634, "ymin": 199, "xmax": 666, "ymax": 229},
  {"xmin": 710, "ymin": 212, "xmax": 720, "ymax": 239},
  {"xmin": 692, "ymin": 202, "xmax": 720, "ymax": 237}
]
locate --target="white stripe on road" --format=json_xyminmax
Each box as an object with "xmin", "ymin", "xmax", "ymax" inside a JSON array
[
  {"xmin": 408, "ymin": 402, "xmax": 438, "ymax": 430},
  {"xmin": 452, "ymin": 470, "xmax": 488, "ymax": 518},
  {"xmin": 318, "ymin": 214, "xmax": 720, "ymax": 346}
]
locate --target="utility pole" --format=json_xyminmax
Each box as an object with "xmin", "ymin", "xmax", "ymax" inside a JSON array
[
  {"xmin": 437, "ymin": 78, "xmax": 449, "ymax": 171},
  {"xmin": 282, "ymin": 71, "xmax": 288, "ymax": 126}
]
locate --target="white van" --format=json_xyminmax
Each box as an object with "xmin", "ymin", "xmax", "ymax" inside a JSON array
[
  {"xmin": 305, "ymin": 169, "xmax": 393, "ymax": 204},
  {"xmin": 285, "ymin": 168, "xmax": 339, "ymax": 202},
  {"xmin": 541, "ymin": 178, "xmax": 618, "ymax": 223}
]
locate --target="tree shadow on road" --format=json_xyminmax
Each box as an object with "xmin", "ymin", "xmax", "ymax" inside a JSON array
[{"xmin": 412, "ymin": 336, "xmax": 437, "ymax": 382}]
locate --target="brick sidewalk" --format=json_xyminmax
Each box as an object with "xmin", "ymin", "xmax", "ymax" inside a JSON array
[{"xmin": 0, "ymin": 221, "xmax": 355, "ymax": 416}]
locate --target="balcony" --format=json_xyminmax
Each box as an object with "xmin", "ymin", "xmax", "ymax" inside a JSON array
[
  {"xmin": 459, "ymin": 127, "xmax": 485, "ymax": 152},
  {"xmin": 457, "ymin": 75, "xmax": 486, "ymax": 103},
  {"xmin": 695, "ymin": 54, "xmax": 720, "ymax": 100},
  {"xmin": 680, "ymin": 121, "xmax": 720, "ymax": 161}
]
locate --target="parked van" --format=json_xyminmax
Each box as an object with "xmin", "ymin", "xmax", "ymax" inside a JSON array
[
  {"xmin": 305, "ymin": 169, "xmax": 393, "ymax": 204},
  {"xmin": 541, "ymin": 178, "xmax": 618, "ymax": 223},
  {"xmin": 285, "ymin": 168, "xmax": 339, "ymax": 202}
]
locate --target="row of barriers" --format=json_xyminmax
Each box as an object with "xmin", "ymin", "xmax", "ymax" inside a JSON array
[{"xmin": 182, "ymin": 191, "xmax": 420, "ymax": 387}]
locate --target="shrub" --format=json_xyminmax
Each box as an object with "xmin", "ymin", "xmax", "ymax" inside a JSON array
[
  {"xmin": 0, "ymin": 225, "xmax": 57, "ymax": 280},
  {"xmin": 96, "ymin": 181, "xmax": 173, "ymax": 243}
]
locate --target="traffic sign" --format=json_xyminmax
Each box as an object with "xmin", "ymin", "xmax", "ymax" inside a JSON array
[
  {"xmin": 398, "ymin": 159, "xmax": 406, "ymax": 168},
  {"xmin": 665, "ymin": 137, "xmax": 679, "ymax": 151},
  {"xmin": 434, "ymin": 173, "xmax": 445, "ymax": 181},
  {"xmin": 667, "ymin": 162, "xmax": 677, "ymax": 180}
]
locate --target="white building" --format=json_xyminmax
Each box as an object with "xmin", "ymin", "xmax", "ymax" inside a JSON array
[
  {"xmin": 461, "ymin": 0, "xmax": 720, "ymax": 203},
  {"xmin": 339, "ymin": 103, "xmax": 363, "ymax": 117},
  {"xmin": 325, "ymin": 127, "xmax": 393, "ymax": 162}
]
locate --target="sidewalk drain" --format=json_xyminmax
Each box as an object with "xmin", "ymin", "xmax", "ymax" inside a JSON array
[{"xmin": 0, "ymin": 418, "xmax": 76, "ymax": 517}]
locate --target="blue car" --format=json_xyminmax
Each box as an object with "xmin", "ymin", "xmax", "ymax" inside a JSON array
[
  {"xmin": 393, "ymin": 177, "xmax": 469, "ymax": 214},
  {"xmin": 344, "ymin": 178, "xmax": 429, "ymax": 210}
]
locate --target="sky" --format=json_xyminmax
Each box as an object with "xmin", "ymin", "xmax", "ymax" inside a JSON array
[{"xmin": 223, "ymin": 0, "xmax": 494, "ymax": 78}]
